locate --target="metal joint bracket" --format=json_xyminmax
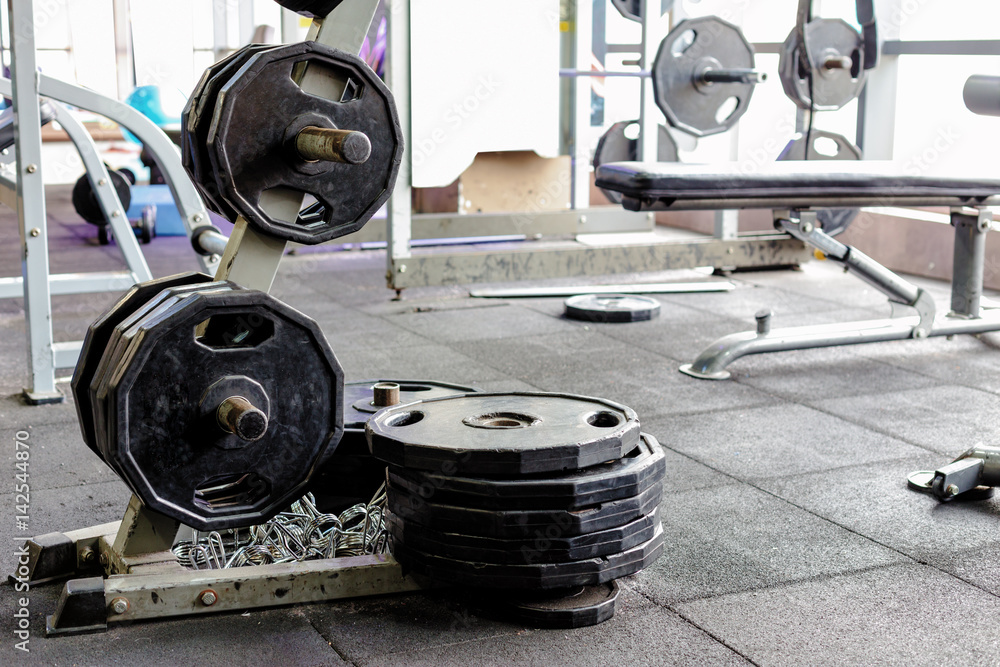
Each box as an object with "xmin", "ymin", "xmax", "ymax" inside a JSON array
[{"xmin": 908, "ymin": 446, "xmax": 1000, "ymax": 502}]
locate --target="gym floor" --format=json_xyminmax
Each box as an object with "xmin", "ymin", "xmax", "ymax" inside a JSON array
[{"xmin": 3, "ymin": 187, "xmax": 1000, "ymax": 665}]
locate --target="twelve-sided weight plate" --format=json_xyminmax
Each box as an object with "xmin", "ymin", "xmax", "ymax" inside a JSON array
[
  {"xmin": 386, "ymin": 482, "xmax": 662, "ymax": 539},
  {"xmin": 593, "ymin": 120, "xmax": 678, "ymax": 205},
  {"xmin": 367, "ymin": 392, "xmax": 641, "ymax": 475},
  {"xmin": 72, "ymin": 272, "xmax": 213, "ymax": 457},
  {"xmin": 102, "ymin": 287, "xmax": 344, "ymax": 531},
  {"xmin": 391, "ymin": 523, "xmax": 664, "ymax": 589},
  {"xmin": 778, "ymin": 19, "xmax": 867, "ymax": 112},
  {"xmin": 475, "ymin": 581, "xmax": 619, "ymax": 629},
  {"xmin": 387, "ymin": 507, "xmax": 660, "ymax": 564},
  {"xmin": 387, "ymin": 433, "xmax": 665, "ymax": 511},
  {"xmin": 207, "ymin": 41, "xmax": 404, "ymax": 244}
]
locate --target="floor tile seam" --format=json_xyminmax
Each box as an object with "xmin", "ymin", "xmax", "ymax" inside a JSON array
[
  {"xmin": 742, "ymin": 452, "xmax": 944, "ymax": 487},
  {"xmin": 865, "ymin": 351, "xmax": 1000, "ymax": 399},
  {"xmin": 622, "ymin": 582, "xmax": 762, "ymax": 667},
  {"xmin": 357, "ymin": 629, "xmax": 536, "ymax": 662},
  {"xmin": 655, "ymin": 284, "xmax": 871, "ymax": 319},
  {"xmin": 303, "ymin": 614, "xmax": 359, "ymax": 667},
  {"xmin": 0, "ymin": 476, "xmax": 126, "ymax": 497},
  {"xmin": 638, "ymin": 396, "xmax": 784, "ymax": 421}
]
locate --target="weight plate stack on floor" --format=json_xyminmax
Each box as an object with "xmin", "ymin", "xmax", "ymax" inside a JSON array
[
  {"xmin": 366, "ymin": 392, "xmax": 665, "ymax": 627},
  {"xmin": 73, "ymin": 276, "xmax": 345, "ymax": 531},
  {"xmin": 308, "ymin": 379, "xmax": 477, "ymax": 512}
]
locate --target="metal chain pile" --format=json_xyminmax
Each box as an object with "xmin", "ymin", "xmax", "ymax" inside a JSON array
[{"xmin": 172, "ymin": 485, "xmax": 389, "ymax": 570}]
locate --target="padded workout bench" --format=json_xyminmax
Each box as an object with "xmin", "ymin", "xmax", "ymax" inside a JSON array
[{"xmin": 595, "ymin": 161, "xmax": 1000, "ymax": 379}]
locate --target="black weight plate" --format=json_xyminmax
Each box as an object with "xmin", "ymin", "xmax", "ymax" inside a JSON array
[
  {"xmin": 71, "ymin": 170, "xmax": 132, "ymax": 226},
  {"xmin": 182, "ymin": 44, "xmax": 275, "ymax": 221},
  {"xmin": 105, "ymin": 287, "xmax": 345, "ymax": 531},
  {"xmin": 652, "ymin": 16, "xmax": 757, "ymax": 137},
  {"xmin": 72, "ymin": 272, "xmax": 213, "ymax": 458},
  {"xmin": 593, "ymin": 120, "xmax": 678, "ymax": 204},
  {"xmin": 564, "ymin": 294, "xmax": 661, "ymax": 323},
  {"xmin": 387, "ymin": 506, "xmax": 659, "ymax": 565},
  {"xmin": 611, "ymin": 0, "xmax": 674, "ymax": 22},
  {"xmin": 777, "ymin": 129, "xmax": 862, "ymax": 236},
  {"xmin": 474, "ymin": 581, "xmax": 619, "ymax": 629},
  {"xmin": 273, "ymin": 0, "xmax": 344, "ymax": 18},
  {"xmin": 208, "ymin": 41, "xmax": 404, "ymax": 244},
  {"xmin": 367, "ymin": 392, "xmax": 641, "ymax": 476},
  {"xmin": 344, "ymin": 379, "xmax": 478, "ymax": 431},
  {"xmin": 391, "ymin": 523, "xmax": 664, "ymax": 590},
  {"xmin": 387, "ymin": 433, "xmax": 665, "ymax": 511},
  {"xmin": 386, "ymin": 481, "xmax": 662, "ymax": 539}
]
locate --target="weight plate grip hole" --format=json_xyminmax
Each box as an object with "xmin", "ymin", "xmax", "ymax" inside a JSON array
[
  {"xmin": 587, "ymin": 412, "xmax": 622, "ymax": 428},
  {"xmin": 386, "ymin": 411, "xmax": 424, "ymax": 427},
  {"xmin": 463, "ymin": 412, "xmax": 541, "ymax": 430}
]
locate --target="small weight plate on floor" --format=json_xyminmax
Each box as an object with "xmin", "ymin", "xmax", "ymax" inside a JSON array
[
  {"xmin": 652, "ymin": 16, "xmax": 758, "ymax": 137},
  {"xmin": 387, "ymin": 482, "xmax": 662, "ymax": 539},
  {"xmin": 777, "ymin": 129, "xmax": 862, "ymax": 237},
  {"xmin": 564, "ymin": 294, "xmax": 661, "ymax": 323},
  {"xmin": 388, "ymin": 433, "xmax": 665, "ymax": 511},
  {"xmin": 593, "ymin": 121, "xmax": 678, "ymax": 205},
  {"xmin": 387, "ymin": 507, "xmax": 659, "ymax": 564},
  {"xmin": 391, "ymin": 523, "xmax": 664, "ymax": 589},
  {"xmin": 475, "ymin": 581, "xmax": 619, "ymax": 628},
  {"xmin": 72, "ymin": 272, "xmax": 213, "ymax": 457},
  {"xmin": 207, "ymin": 41, "xmax": 403, "ymax": 244},
  {"xmin": 103, "ymin": 287, "xmax": 345, "ymax": 531},
  {"xmin": 368, "ymin": 392, "xmax": 641, "ymax": 475}
]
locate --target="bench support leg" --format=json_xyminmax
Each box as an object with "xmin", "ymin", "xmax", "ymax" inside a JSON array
[{"xmin": 680, "ymin": 208, "xmax": 998, "ymax": 380}]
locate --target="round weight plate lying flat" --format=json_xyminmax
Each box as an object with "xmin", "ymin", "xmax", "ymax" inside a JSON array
[
  {"xmin": 477, "ymin": 581, "xmax": 619, "ymax": 628},
  {"xmin": 105, "ymin": 287, "xmax": 345, "ymax": 531},
  {"xmin": 367, "ymin": 392, "xmax": 641, "ymax": 475},
  {"xmin": 565, "ymin": 294, "xmax": 661, "ymax": 323},
  {"xmin": 652, "ymin": 16, "xmax": 757, "ymax": 137},
  {"xmin": 387, "ymin": 507, "xmax": 659, "ymax": 564},
  {"xmin": 387, "ymin": 433, "xmax": 665, "ymax": 511},
  {"xmin": 208, "ymin": 41, "xmax": 404, "ymax": 244},
  {"xmin": 72, "ymin": 272, "xmax": 213, "ymax": 457},
  {"xmin": 777, "ymin": 130, "xmax": 862, "ymax": 237},
  {"xmin": 391, "ymin": 523, "xmax": 664, "ymax": 589},
  {"xmin": 778, "ymin": 19, "xmax": 867, "ymax": 112},
  {"xmin": 387, "ymin": 481, "xmax": 662, "ymax": 539},
  {"xmin": 593, "ymin": 121, "xmax": 678, "ymax": 205}
]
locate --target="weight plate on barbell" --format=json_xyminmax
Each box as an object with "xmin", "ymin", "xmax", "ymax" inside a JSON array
[
  {"xmin": 390, "ymin": 522, "xmax": 664, "ymax": 589},
  {"xmin": 478, "ymin": 581, "xmax": 619, "ymax": 629},
  {"xmin": 72, "ymin": 272, "xmax": 214, "ymax": 458},
  {"xmin": 367, "ymin": 392, "xmax": 641, "ymax": 475},
  {"xmin": 183, "ymin": 44, "xmax": 276, "ymax": 221},
  {"xmin": 387, "ymin": 506, "xmax": 660, "ymax": 565},
  {"xmin": 593, "ymin": 120, "xmax": 678, "ymax": 205},
  {"xmin": 387, "ymin": 433, "xmax": 665, "ymax": 511},
  {"xmin": 777, "ymin": 129, "xmax": 863, "ymax": 236},
  {"xmin": 564, "ymin": 294, "xmax": 662, "ymax": 323},
  {"xmin": 207, "ymin": 41, "xmax": 404, "ymax": 244},
  {"xmin": 610, "ymin": 0, "xmax": 674, "ymax": 23},
  {"xmin": 101, "ymin": 286, "xmax": 345, "ymax": 531},
  {"xmin": 386, "ymin": 481, "xmax": 662, "ymax": 539},
  {"xmin": 652, "ymin": 16, "xmax": 758, "ymax": 137},
  {"xmin": 778, "ymin": 18, "xmax": 867, "ymax": 112}
]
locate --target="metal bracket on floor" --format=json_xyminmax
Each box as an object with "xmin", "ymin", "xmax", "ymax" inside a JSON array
[
  {"xmin": 907, "ymin": 446, "xmax": 1000, "ymax": 502},
  {"xmin": 679, "ymin": 207, "xmax": 998, "ymax": 380},
  {"xmin": 12, "ymin": 495, "xmax": 423, "ymax": 637}
]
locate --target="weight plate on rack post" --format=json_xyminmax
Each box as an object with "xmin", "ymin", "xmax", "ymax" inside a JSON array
[
  {"xmin": 387, "ymin": 507, "xmax": 660, "ymax": 564},
  {"xmin": 387, "ymin": 433, "xmax": 665, "ymax": 511},
  {"xmin": 367, "ymin": 392, "xmax": 641, "ymax": 475},
  {"xmin": 72, "ymin": 272, "xmax": 214, "ymax": 457},
  {"xmin": 593, "ymin": 120, "xmax": 678, "ymax": 204},
  {"xmin": 208, "ymin": 41, "xmax": 404, "ymax": 244},
  {"xmin": 778, "ymin": 18, "xmax": 867, "ymax": 112},
  {"xmin": 777, "ymin": 129, "xmax": 862, "ymax": 236},
  {"xmin": 387, "ymin": 482, "xmax": 661, "ymax": 539},
  {"xmin": 102, "ymin": 287, "xmax": 345, "ymax": 531},
  {"xmin": 473, "ymin": 581, "xmax": 619, "ymax": 629},
  {"xmin": 564, "ymin": 294, "xmax": 661, "ymax": 323},
  {"xmin": 652, "ymin": 16, "xmax": 759, "ymax": 137},
  {"xmin": 391, "ymin": 523, "xmax": 664, "ymax": 589}
]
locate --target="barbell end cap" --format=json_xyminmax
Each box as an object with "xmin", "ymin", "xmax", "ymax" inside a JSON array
[{"xmin": 218, "ymin": 396, "xmax": 269, "ymax": 442}]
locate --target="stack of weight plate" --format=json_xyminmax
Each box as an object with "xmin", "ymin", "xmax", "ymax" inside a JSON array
[{"xmin": 367, "ymin": 392, "xmax": 666, "ymax": 628}]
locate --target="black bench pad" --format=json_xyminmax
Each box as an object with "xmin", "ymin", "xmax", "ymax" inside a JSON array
[{"xmin": 595, "ymin": 161, "xmax": 1000, "ymax": 211}]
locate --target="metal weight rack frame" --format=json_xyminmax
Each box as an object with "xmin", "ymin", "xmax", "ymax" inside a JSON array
[
  {"xmin": 16, "ymin": 0, "xmax": 423, "ymax": 636},
  {"xmin": 376, "ymin": 0, "xmax": 810, "ymax": 290},
  {"xmin": 4, "ymin": 0, "xmax": 217, "ymax": 404}
]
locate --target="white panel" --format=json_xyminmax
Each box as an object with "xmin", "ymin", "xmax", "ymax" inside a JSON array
[
  {"xmin": 410, "ymin": 0, "xmax": 560, "ymax": 188},
  {"xmin": 131, "ymin": 1, "xmax": 196, "ymax": 91},
  {"xmin": 68, "ymin": 0, "xmax": 117, "ymax": 98}
]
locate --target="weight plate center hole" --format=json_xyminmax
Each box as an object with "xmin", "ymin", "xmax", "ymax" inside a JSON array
[
  {"xmin": 386, "ymin": 411, "xmax": 425, "ymax": 427},
  {"xmin": 587, "ymin": 411, "xmax": 623, "ymax": 428},
  {"xmin": 463, "ymin": 412, "xmax": 542, "ymax": 430}
]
